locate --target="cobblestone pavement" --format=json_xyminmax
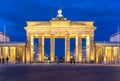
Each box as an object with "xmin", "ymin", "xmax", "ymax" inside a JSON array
[{"xmin": 0, "ymin": 63, "xmax": 120, "ymax": 81}]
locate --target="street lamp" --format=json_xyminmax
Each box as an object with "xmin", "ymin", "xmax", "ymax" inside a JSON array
[
  {"xmin": 17, "ymin": 55, "xmax": 19, "ymax": 64},
  {"xmin": 102, "ymin": 54, "xmax": 104, "ymax": 64}
]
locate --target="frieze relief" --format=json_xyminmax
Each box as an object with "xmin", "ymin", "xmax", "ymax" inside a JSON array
[{"xmin": 27, "ymin": 30, "xmax": 94, "ymax": 36}]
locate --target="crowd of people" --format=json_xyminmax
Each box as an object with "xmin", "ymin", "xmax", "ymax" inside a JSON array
[
  {"xmin": 0, "ymin": 57, "xmax": 9, "ymax": 64},
  {"xmin": 55, "ymin": 57, "xmax": 76, "ymax": 65},
  {"xmin": 0, "ymin": 57, "xmax": 20, "ymax": 65},
  {"xmin": 2, "ymin": 56, "xmax": 119, "ymax": 65}
]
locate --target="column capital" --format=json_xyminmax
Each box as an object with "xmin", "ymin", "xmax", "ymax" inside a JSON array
[{"xmin": 65, "ymin": 34, "xmax": 70, "ymax": 38}]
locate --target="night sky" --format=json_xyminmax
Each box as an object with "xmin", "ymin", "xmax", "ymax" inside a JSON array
[{"xmin": 0, "ymin": 0, "xmax": 120, "ymax": 57}]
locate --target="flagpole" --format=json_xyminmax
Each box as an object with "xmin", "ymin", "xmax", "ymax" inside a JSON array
[
  {"xmin": 4, "ymin": 26, "xmax": 6, "ymax": 47},
  {"xmin": 2, "ymin": 26, "xmax": 6, "ymax": 61},
  {"xmin": 118, "ymin": 25, "xmax": 120, "ymax": 63}
]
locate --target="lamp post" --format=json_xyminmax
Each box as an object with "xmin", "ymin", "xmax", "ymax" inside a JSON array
[
  {"xmin": 17, "ymin": 55, "xmax": 19, "ymax": 64},
  {"xmin": 102, "ymin": 54, "xmax": 105, "ymax": 64},
  {"xmin": 37, "ymin": 54, "xmax": 39, "ymax": 63}
]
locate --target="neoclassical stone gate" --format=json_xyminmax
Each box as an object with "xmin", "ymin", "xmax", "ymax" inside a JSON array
[{"xmin": 25, "ymin": 9, "xmax": 96, "ymax": 63}]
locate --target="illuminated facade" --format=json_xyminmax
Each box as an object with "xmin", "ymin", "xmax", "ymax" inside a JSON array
[
  {"xmin": 25, "ymin": 9, "xmax": 96, "ymax": 63},
  {"xmin": 0, "ymin": 9, "xmax": 119, "ymax": 64},
  {"xmin": 95, "ymin": 42, "xmax": 120, "ymax": 63},
  {"xmin": 0, "ymin": 42, "xmax": 26, "ymax": 63}
]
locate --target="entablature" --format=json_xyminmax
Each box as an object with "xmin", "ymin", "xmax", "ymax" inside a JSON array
[
  {"xmin": 95, "ymin": 42, "xmax": 120, "ymax": 47},
  {"xmin": 27, "ymin": 31, "xmax": 94, "ymax": 38},
  {"xmin": 27, "ymin": 29, "xmax": 94, "ymax": 35},
  {"xmin": 25, "ymin": 21, "xmax": 95, "ymax": 28},
  {"xmin": 25, "ymin": 20, "xmax": 96, "ymax": 38},
  {"xmin": 0, "ymin": 43, "xmax": 26, "ymax": 47},
  {"xmin": 25, "ymin": 26, "xmax": 96, "ymax": 31}
]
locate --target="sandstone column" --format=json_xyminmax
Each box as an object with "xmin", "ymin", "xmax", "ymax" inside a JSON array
[
  {"xmin": 26, "ymin": 35, "xmax": 34, "ymax": 63},
  {"xmin": 118, "ymin": 47, "xmax": 120, "ymax": 62},
  {"xmin": 90, "ymin": 35, "xmax": 95, "ymax": 61},
  {"xmin": 95, "ymin": 47, "xmax": 99, "ymax": 63},
  {"xmin": 86, "ymin": 35, "xmax": 95, "ymax": 63},
  {"xmin": 38, "ymin": 35, "xmax": 44, "ymax": 62},
  {"xmin": 65, "ymin": 35, "xmax": 70, "ymax": 62},
  {"xmin": 16, "ymin": 47, "xmax": 19, "ymax": 63},
  {"xmin": 10, "ymin": 47, "xmax": 16, "ymax": 63},
  {"xmin": 103, "ymin": 47, "xmax": 106, "ymax": 63},
  {"xmin": 22, "ymin": 47, "xmax": 26, "ymax": 63},
  {"xmin": 26, "ymin": 35, "xmax": 30, "ymax": 63},
  {"xmin": 75, "ymin": 35, "xmax": 82, "ymax": 62},
  {"xmin": 50, "ymin": 35, "xmax": 55, "ymax": 62},
  {"xmin": 86, "ymin": 35, "xmax": 91, "ymax": 63},
  {"xmin": 0, "ymin": 47, "xmax": 1, "ymax": 58},
  {"xmin": 110, "ymin": 47, "xmax": 113, "ymax": 64},
  {"xmin": 30, "ymin": 35, "xmax": 34, "ymax": 62}
]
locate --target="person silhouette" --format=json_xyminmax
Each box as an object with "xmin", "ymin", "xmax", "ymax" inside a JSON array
[
  {"xmin": 73, "ymin": 57, "xmax": 75, "ymax": 65},
  {"xmin": 57, "ymin": 58, "xmax": 60, "ymax": 64},
  {"xmin": 70, "ymin": 58, "xmax": 72, "ymax": 64},
  {"xmin": 6, "ymin": 57, "xmax": 9, "ymax": 65},
  {"xmin": 2, "ymin": 58, "xmax": 4, "ymax": 64}
]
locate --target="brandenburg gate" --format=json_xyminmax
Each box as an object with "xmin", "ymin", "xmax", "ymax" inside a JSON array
[
  {"xmin": 25, "ymin": 9, "xmax": 96, "ymax": 63},
  {"xmin": 0, "ymin": 9, "xmax": 119, "ymax": 64}
]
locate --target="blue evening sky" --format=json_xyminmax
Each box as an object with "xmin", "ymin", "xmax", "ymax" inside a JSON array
[{"xmin": 0, "ymin": 0, "xmax": 120, "ymax": 56}]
